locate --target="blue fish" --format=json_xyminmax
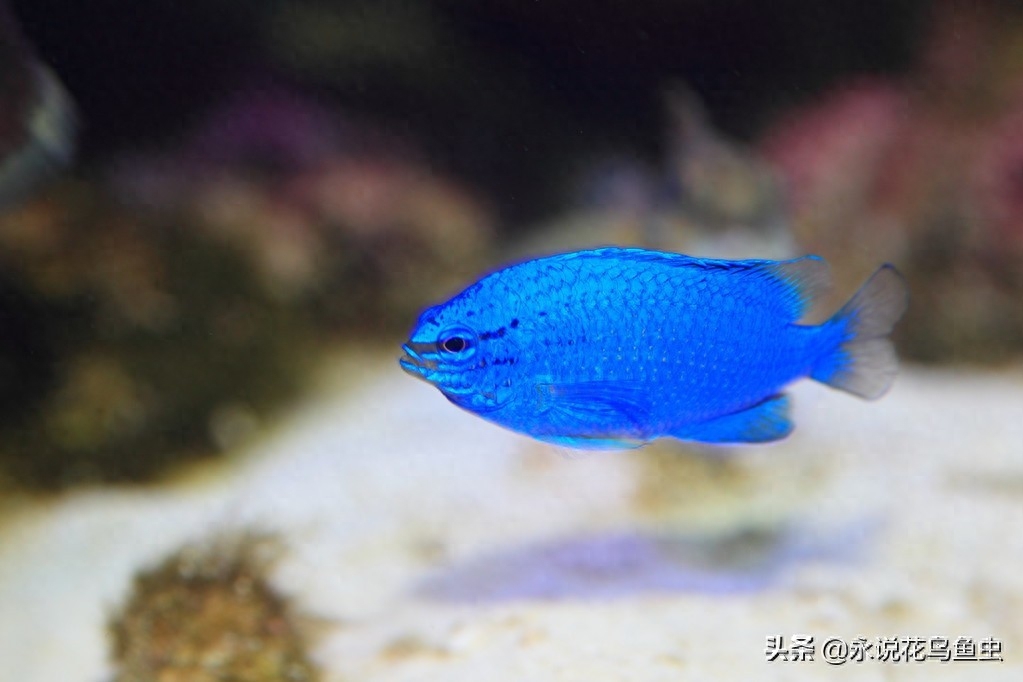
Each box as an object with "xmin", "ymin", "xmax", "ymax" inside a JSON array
[{"xmin": 400, "ymin": 247, "xmax": 908, "ymax": 449}]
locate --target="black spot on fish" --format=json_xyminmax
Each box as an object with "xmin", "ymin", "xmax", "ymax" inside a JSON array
[
  {"xmin": 510, "ymin": 319, "xmax": 519, "ymax": 328},
  {"xmin": 479, "ymin": 327, "xmax": 507, "ymax": 341},
  {"xmin": 538, "ymin": 311, "xmax": 548, "ymax": 317}
]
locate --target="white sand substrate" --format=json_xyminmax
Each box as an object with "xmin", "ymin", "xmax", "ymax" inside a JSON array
[{"xmin": 1, "ymin": 354, "xmax": 1022, "ymax": 681}]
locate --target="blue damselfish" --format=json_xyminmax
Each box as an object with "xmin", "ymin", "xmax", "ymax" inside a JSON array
[{"xmin": 400, "ymin": 247, "xmax": 908, "ymax": 449}]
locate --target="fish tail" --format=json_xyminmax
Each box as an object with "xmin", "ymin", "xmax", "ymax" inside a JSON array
[{"xmin": 810, "ymin": 264, "xmax": 908, "ymax": 400}]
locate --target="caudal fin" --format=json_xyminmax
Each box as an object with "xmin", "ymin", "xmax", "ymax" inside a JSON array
[{"xmin": 810, "ymin": 265, "xmax": 909, "ymax": 400}]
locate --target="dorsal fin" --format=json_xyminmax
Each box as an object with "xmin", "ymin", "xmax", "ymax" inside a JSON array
[
  {"xmin": 765, "ymin": 255, "xmax": 832, "ymax": 322},
  {"xmin": 555, "ymin": 248, "xmax": 832, "ymax": 322}
]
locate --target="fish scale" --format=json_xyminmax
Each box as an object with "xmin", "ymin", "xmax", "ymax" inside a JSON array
[{"xmin": 400, "ymin": 247, "xmax": 908, "ymax": 449}]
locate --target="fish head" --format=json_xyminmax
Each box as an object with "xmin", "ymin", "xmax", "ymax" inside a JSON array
[{"xmin": 400, "ymin": 293, "xmax": 522, "ymax": 414}]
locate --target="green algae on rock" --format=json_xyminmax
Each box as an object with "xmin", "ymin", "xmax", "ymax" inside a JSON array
[{"xmin": 0, "ymin": 189, "xmax": 312, "ymax": 490}]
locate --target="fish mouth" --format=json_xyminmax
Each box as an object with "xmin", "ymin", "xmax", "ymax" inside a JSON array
[{"xmin": 399, "ymin": 342, "xmax": 438, "ymax": 380}]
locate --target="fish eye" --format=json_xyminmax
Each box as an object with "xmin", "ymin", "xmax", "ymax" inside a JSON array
[
  {"xmin": 441, "ymin": 336, "xmax": 467, "ymax": 353},
  {"xmin": 436, "ymin": 327, "xmax": 476, "ymax": 359}
]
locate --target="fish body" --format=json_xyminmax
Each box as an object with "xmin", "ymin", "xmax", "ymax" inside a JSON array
[{"xmin": 400, "ymin": 247, "xmax": 907, "ymax": 449}]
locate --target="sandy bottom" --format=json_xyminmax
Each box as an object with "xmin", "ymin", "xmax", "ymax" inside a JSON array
[{"xmin": 2, "ymin": 354, "xmax": 1022, "ymax": 681}]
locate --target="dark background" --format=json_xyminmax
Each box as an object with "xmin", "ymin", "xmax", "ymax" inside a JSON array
[
  {"xmin": 10, "ymin": 0, "xmax": 929, "ymax": 224},
  {"xmin": 15, "ymin": 0, "xmax": 1014, "ymax": 490}
]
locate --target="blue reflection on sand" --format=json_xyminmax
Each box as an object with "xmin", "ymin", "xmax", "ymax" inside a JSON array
[{"xmin": 413, "ymin": 522, "xmax": 874, "ymax": 603}]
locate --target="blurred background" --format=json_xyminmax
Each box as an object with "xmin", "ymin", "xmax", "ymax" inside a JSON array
[
  {"xmin": 3, "ymin": 2, "xmax": 1023, "ymax": 680},
  {"xmin": 9, "ymin": 0, "xmax": 1023, "ymax": 493}
]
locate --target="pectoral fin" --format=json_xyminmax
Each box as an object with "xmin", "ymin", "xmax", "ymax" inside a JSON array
[{"xmin": 533, "ymin": 380, "xmax": 652, "ymax": 450}]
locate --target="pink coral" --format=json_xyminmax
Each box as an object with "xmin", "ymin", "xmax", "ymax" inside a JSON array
[
  {"xmin": 757, "ymin": 0, "xmax": 1023, "ymax": 361},
  {"xmin": 760, "ymin": 80, "xmax": 907, "ymax": 220},
  {"xmin": 107, "ymin": 86, "xmax": 494, "ymax": 329},
  {"xmin": 970, "ymin": 88, "xmax": 1023, "ymax": 251}
]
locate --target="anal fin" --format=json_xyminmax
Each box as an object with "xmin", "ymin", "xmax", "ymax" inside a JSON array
[{"xmin": 672, "ymin": 394, "xmax": 793, "ymax": 444}]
